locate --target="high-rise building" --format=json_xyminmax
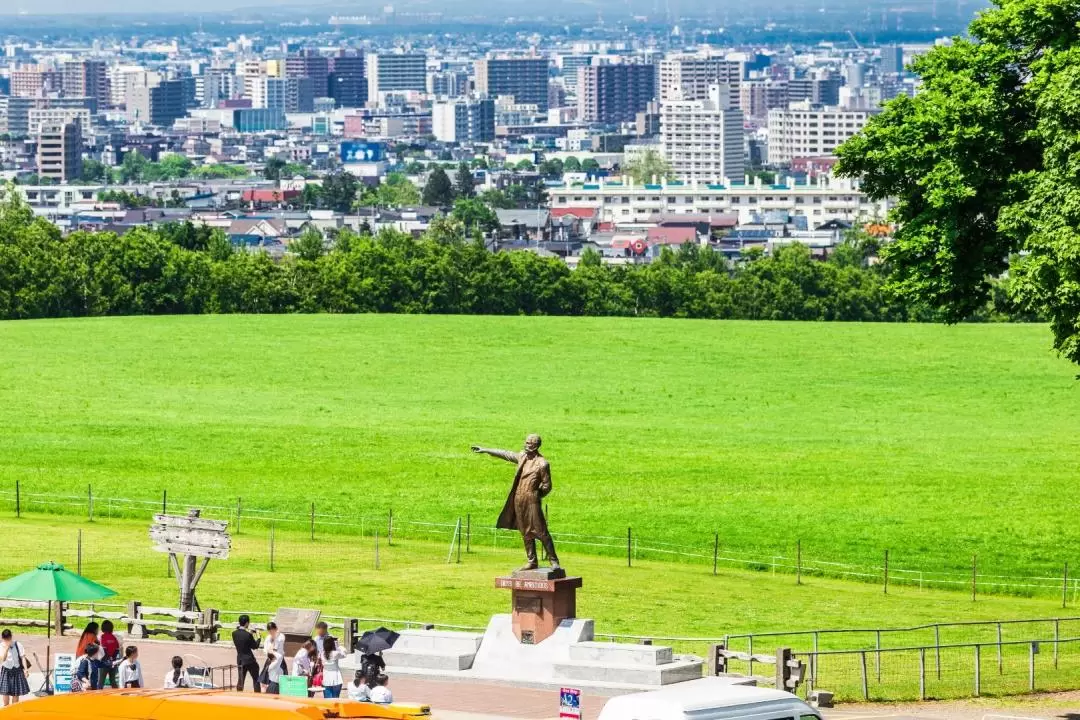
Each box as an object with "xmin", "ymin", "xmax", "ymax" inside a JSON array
[
  {"xmin": 881, "ymin": 45, "xmax": 905, "ymax": 75},
  {"xmin": 62, "ymin": 60, "xmax": 109, "ymax": 110},
  {"xmin": 286, "ymin": 50, "xmax": 330, "ymax": 98},
  {"xmin": 365, "ymin": 53, "xmax": 427, "ymax": 105},
  {"xmin": 577, "ymin": 64, "xmax": 656, "ymax": 124},
  {"xmin": 660, "ymin": 84, "xmax": 745, "ymax": 184},
  {"xmin": 738, "ymin": 80, "xmax": 790, "ymax": 118},
  {"xmin": 0, "ymin": 96, "xmax": 95, "ymax": 137},
  {"xmin": 126, "ymin": 73, "xmax": 186, "ymax": 127},
  {"xmin": 10, "ymin": 65, "xmax": 61, "ymax": 98},
  {"xmin": 328, "ymin": 51, "xmax": 366, "ymax": 108},
  {"xmin": 432, "ymin": 98, "xmax": 495, "ymax": 143},
  {"xmin": 766, "ymin": 101, "xmax": 878, "ymax": 165},
  {"xmin": 37, "ymin": 118, "xmax": 82, "ymax": 182},
  {"xmin": 428, "ymin": 70, "xmax": 469, "ymax": 99},
  {"xmin": 474, "ymin": 57, "xmax": 550, "ymax": 112},
  {"xmin": 202, "ymin": 69, "xmax": 237, "ymax": 108},
  {"xmin": 285, "ymin": 77, "xmax": 315, "ymax": 113},
  {"xmin": 558, "ymin": 54, "xmax": 594, "ymax": 93},
  {"xmin": 657, "ymin": 56, "xmax": 742, "ymax": 108}
]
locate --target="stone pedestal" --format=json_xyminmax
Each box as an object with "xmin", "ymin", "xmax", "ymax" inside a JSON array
[{"xmin": 495, "ymin": 569, "xmax": 582, "ymax": 645}]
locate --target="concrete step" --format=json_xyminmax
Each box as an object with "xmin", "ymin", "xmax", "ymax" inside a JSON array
[
  {"xmin": 569, "ymin": 642, "xmax": 674, "ymax": 666},
  {"xmin": 392, "ymin": 630, "xmax": 484, "ymax": 655},
  {"xmin": 553, "ymin": 657, "xmax": 704, "ymax": 686},
  {"xmin": 384, "ymin": 649, "xmax": 477, "ymax": 672}
]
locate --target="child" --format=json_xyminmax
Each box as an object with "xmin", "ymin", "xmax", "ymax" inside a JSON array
[
  {"xmin": 98, "ymin": 620, "xmax": 121, "ymax": 689},
  {"xmin": 118, "ymin": 646, "xmax": 143, "ymax": 689},
  {"xmin": 0, "ymin": 629, "xmax": 31, "ymax": 706},
  {"xmin": 73, "ymin": 643, "xmax": 100, "ymax": 692},
  {"xmin": 345, "ymin": 670, "xmax": 369, "ymax": 702},
  {"xmin": 369, "ymin": 674, "xmax": 392, "ymax": 704},
  {"xmin": 163, "ymin": 656, "xmax": 189, "ymax": 689}
]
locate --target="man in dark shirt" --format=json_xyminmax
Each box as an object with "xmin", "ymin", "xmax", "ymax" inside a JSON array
[{"xmin": 232, "ymin": 615, "xmax": 261, "ymax": 692}]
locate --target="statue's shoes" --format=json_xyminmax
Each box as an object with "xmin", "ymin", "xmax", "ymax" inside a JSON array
[{"xmin": 518, "ymin": 563, "xmax": 539, "ymax": 571}]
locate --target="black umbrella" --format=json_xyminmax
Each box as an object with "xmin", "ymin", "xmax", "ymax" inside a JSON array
[{"xmin": 358, "ymin": 627, "xmax": 400, "ymax": 654}]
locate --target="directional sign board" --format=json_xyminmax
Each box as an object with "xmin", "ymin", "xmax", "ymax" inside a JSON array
[{"xmin": 150, "ymin": 512, "xmax": 231, "ymax": 559}]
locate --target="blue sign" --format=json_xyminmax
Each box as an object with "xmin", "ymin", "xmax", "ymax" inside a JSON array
[
  {"xmin": 559, "ymin": 687, "xmax": 581, "ymax": 720},
  {"xmin": 340, "ymin": 141, "xmax": 385, "ymax": 163}
]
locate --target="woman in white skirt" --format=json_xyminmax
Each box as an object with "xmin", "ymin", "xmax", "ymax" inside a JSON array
[{"xmin": 0, "ymin": 629, "xmax": 31, "ymax": 706}]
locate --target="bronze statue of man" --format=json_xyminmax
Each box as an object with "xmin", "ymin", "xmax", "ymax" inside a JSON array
[{"xmin": 472, "ymin": 434, "xmax": 561, "ymax": 571}]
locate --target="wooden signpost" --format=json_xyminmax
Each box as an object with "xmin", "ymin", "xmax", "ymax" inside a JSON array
[{"xmin": 150, "ymin": 509, "xmax": 231, "ymax": 612}]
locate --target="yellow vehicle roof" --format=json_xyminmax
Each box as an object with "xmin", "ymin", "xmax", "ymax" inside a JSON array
[{"xmin": 0, "ymin": 689, "xmax": 432, "ymax": 720}]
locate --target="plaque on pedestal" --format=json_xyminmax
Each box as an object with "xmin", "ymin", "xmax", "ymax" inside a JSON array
[{"xmin": 495, "ymin": 571, "xmax": 582, "ymax": 645}]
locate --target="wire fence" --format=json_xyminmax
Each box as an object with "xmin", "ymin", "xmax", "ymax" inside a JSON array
[{"xmin": 4, "ymin": 483, "xmax": 1080, "ymax": 602}]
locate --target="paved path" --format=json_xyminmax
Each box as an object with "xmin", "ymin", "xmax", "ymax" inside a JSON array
[{"xmin": 10, "ymin": 635, "xmax": 1080, "ymax": 720}]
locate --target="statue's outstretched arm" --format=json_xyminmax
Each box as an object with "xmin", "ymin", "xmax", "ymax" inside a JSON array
[{"xmin": 471, "ymin": 446, "xmax": 521, "ymax": 463}]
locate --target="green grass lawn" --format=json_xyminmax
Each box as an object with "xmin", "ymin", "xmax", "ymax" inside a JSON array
[{"xmin": 0, "ymin": 315, "xmax": 1078, "ymax": 590}]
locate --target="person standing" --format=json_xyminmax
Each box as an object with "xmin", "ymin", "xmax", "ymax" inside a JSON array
[
  {"xmin": 97, "ymin": 620, "xmax": 121, "ymax": 689},
  {"xmin": 320, "ymin": 636, "xmax": 346, "ymax": 699},
  {"xmin": 262, "ymin": 622, "xmax": 285, "ymax": 694},
  {"xmin": 0, "ymin": 630, "xmax": 31, "ymax": 706},
  {"xmin": 75, "ymin": 622, "xmax": 99, "ymax": 659},
  {"xmin": 292, "ymin": 640, "xmax": 316, "ymax": 679},
  {"xmin": 312, "ymin": 622, "xmax": 329, "ymax": 655},
  {"xmin": 117, "ymin": 646, "xmax": 142, "ymax": 689},
  {"xmin": 232, "ymin": 615, "xmax": 261, "ymax": 693}
]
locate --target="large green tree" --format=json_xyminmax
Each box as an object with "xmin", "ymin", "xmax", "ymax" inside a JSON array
[
  {"xmin": 835, "ymin": 0, "xmax": 1080, "ymax": 360},
  {"xmin": 624, "ymin": 149, "xmax": 674, "ymax": 184},
  {"xmin": 422, "ymin": 167, "xmax": 455, "ymax": 207}
]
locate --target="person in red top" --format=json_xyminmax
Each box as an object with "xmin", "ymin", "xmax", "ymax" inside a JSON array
[
  {"xmin": 74, "ymin": 623, "xmax": 98, "ymax": 660},
  {"xmin": 97, "ymin": 621, "xmax": 121, "ymax": 689}
]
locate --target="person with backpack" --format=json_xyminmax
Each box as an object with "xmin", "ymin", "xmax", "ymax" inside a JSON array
[
  {"xmin": 97, "ymin": 620, "xmax": 121, "ymax": 689},
  {"xmin": 0, "ymin": 629, "xmax": 31, "ymax": 706},
  {"xmin": 73, "ymin": 643, "xmax": 100, "ymax": 692}
]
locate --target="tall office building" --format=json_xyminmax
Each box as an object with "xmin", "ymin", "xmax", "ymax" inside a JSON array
[
  {"xmin": 660, "ymin": 84, "xmax": 745, "ymax": 184},
  {"xmin": 657, "ymin": 56, "xmax": 741, "ymax": 108},
  {"xmin": 738, "ymin": 80, "xmax": 790, "ymax": 118},
  {"xmin": 365, "ymin": 53, "xmax": 427, "ymax": 106},
  {"xmin": 577, "ymin": 64, "xmax": 656, "ymax": 124},
  {"xmin": 62, "ymin": 60, "xmax": 109, "ymax": 110},
  {"xmin": 37, "ymin": 118, "xmax": 82, "ymax": 182},
  {"xmin": 767, "ymin": 101, "xmax": 877, "ymax": 165},
  {"xmin": 286, "ymin": 50, "xmax": 330, "ymax": 98},
  {"xmin": 126, "ymin": 73, "xmax": 186, "ymax": 126},
  {"xmin": 328, "ymin": 51, "xmax": 366, "ymax": 108},
  {"xmin": 249, "ymin": 76, "xmax": 313, "ymax": 112},
  {"xmin": 432, "ymin": 98, "xmax": 495, "ymax": 143},
  {"xmin": 428, "ymin": 70, "xmax": 469, "ymax": 99},
  {"xmin": 0, "ymin": 96, "xmax": 94, "ymax": 137},
  {"xmin": 474, "ymin": 57, "xmax": 550, "ymax": 112},
  {"xmin": 202, "ymin": 69, "xmax": 237, "ymax": 108},
  {"xmin": 10, "ymin": 65, "xmax": 61, "ymax": 98},
  {"xmin": 881, "ymin": 45, "xmax": 905, "ymax": 75}
]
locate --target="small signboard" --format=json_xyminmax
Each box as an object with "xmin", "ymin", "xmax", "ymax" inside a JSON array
[
  {"xmin": 274, "ymin": 608, "xmax": 321, "ymax": 637},
  {"xmin": 150, "ymin": 512, "xmax": 231, "ymax": 559},
  {"xmin": 53, "ymin": 653, "xmax": 75, "ymax": 694},
  {"xmin": 559, "ymin": 687, "xmax": 581, "ymax": 720}
]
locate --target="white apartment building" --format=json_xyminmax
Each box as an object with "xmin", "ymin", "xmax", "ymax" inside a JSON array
[
  {"xmin": 657, "ymin": 55, "xmax": 742, "ymax": 108},
  {"xmin": 432, "ymin": 98, "xmax": 495, "ymax": 143},
  {"xmin": 248, "ymin": 76, "xmax": 285, "ymax": 109},
  {"xmin": 767, "ymin": 101, "xmax": 878, "ymax": 165},
  {"xmin": 548, "ymin": 174, "xmax": 888, "ymax": 226},
  {"xmin": 660, "ymin": 84, "xmax": 745, "ymax": 185},
  {"xmin": 28, "ymin": 107, "xmax": 92, "ymax": 140}
]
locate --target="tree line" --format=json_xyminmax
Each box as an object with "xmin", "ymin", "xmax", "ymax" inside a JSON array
[{"xmin": 0, "ymin": 190, "xmax": 1032, "ymax": 322}]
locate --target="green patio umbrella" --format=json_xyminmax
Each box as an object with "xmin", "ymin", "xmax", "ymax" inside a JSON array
[{"xmin": 0, "ymin": 561, "xmax": 117, "ymax": 693}]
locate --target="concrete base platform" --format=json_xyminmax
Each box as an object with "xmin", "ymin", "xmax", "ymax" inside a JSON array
[{"xmin": 343, "ymin": 615, "xmax": 709, "ymax": 693}]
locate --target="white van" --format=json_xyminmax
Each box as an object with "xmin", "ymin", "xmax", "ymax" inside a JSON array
[{"xmin": 597, "ymin": 679, "xmax": 824, "ymax": 720}]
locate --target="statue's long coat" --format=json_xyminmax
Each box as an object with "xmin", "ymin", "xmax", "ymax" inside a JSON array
[{"xmin": 487, "ymin": 449, "xmax": 552, "ymax": 538}]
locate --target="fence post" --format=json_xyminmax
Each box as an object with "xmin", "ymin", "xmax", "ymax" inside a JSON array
[
  {"xmin": 88, "ymin": 484, "xmax": 93, "ymax": 522},
  {"xmin": 388, "ymin": 509, "xmax": 393, "ymax": 546},
  {"xmin": 375, "ymin": 531, "xmax": 380, "ymax": 570},
  {"xmin": 15, "ymin": 480, "xmax": 20, "ymax": 518},
  {"xmin": 162, "ymin": 489, "xmax": 167, "ymax": 515},
  {"xmin": 77, "ymin": 529, "xmax": 83, "ymax": 575},
  {"xmin": 974, "ymin": 644, "xmax": 981, "ymax": 696},
  {"xmin": 796, "ymin": 540, "xmax": 802, "ymax": 585},
  {"xmin": 713, "ymin": 532, "xmax": 719, "ymax": 576},
  {"xmin": 457, "ymin": 517, "xmax": 462, "ymax": 564},
  {"xmin": 875, "ymin": 630, "xmax": 881, "ymax": 682},
  {"xmin": 627, "ymin": 527, "xmax": 632, "ymax": 568},
  {"xmin": 236, "ymin": 497, "xmax": 242, "ymax": 534},
  {"xmin": 860, "ymin": 650, "xmax": 869, "ymax": 701},
  {"xmin": 269, "ymin": 522, "xmax": 275, "ymax": 572},
  {"xmin": 1064, "ymin": 563, "xmax": 1069, "ymax": 609},
  {"xmin": 935, "ymin": 624, "xmax": 941, "ymax": 679},
  {"xmin": 748, "ymin": 635, "xmax": 754, "ymax": 677},
  {"xmin": 997, "ymin": 623, "xmax": 1003, "ymax": 675},
  {"xmin": 919, "ymin": 647, "xmax": 926, "ymax": 700},
  {"xmin": 1054, "ymin": 618, "xmax": 1060, "ymax": 668},
  {"xmin": 466, "ymin": 514, "xmax": 471, "ymax": 554},
  {"xmin": 1029, "ymin": 641, "xmax": 1036, "ymax": 692},
  {"xmin": 971, "ymin": 554, "xmax": 977, "ymax": 602},
  {"xmin": 884, "ymin": 549, "xmax": 889, "ymax": 594},
  {"xmin": 310, "ymin": 503, "xmax": 315, "ymax": 542}
]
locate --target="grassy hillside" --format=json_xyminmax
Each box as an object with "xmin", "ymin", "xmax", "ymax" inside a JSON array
[{"xmin": 0, "ymin": 315, "xmax": 1077, "ymax": 586}]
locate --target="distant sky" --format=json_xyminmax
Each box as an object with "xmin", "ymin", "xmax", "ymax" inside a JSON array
[{"xmin": 2, "ymin": 0, "xmax": 316, "ymax": 14}]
